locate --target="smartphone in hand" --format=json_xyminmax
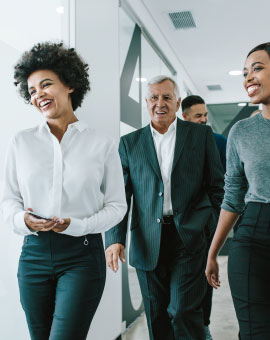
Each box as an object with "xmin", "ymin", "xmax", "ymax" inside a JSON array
[{"xmin": 28, "ymin": 212, "xmax": 51, "ymax": 221}]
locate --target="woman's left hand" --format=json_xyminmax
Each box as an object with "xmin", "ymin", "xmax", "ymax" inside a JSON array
[{"xmin": 52, "ymin": 218, "xmax": 71, "ymax": 233}]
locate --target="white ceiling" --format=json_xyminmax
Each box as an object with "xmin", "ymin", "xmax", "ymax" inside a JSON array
[{"xmin": 142, "ymin": 0, "xmax": 270, "ymax": 104}]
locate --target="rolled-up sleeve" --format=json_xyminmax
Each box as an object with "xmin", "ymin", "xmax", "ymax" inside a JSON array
[{"xmin": 221, "ymin": 128, "xmax": 248, "ymax": 214}]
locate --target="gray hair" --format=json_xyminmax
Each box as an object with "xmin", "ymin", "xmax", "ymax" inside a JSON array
[{"xmin": 146, "ymin": 75, "xmax": 180, "ymax": 99}]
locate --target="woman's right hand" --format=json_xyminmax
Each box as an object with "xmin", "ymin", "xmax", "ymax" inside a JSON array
[
  {"xmin": 24, "ymin": 208, "xmax": 57, "ymax": 232},
  {"xmin": 205, "ymin": 255, "xmax": 221, "ymax": 289},
  {"xmin": 205, "ymin": 209, "xmax": 240, "ymax": 289}
]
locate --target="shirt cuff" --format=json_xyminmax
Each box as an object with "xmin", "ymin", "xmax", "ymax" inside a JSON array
[
  {"xmin": 14, "ymin": 211, "xmax": 38, "ymax": 236},
  {"xmin": 59, "ymin": 217, "xmax": 89, "ymax": 237}
]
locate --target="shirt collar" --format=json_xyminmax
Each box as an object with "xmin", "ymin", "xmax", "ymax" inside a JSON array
[
  {"xmin": 68, "ymin": 120, "xmax": 88, "ymax": 132},
  {"xmin": 38, "ymin": 120, "xmax": 88, "ymax": 134},
  {"xmin": 150, "ymin": 117, "xmax": 177, "ymax": 137}
]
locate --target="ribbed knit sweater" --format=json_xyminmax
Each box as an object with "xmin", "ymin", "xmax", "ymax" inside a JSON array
[{"xmin": 221, "ymin": 112, "xmax": 270, "ymax": 214}]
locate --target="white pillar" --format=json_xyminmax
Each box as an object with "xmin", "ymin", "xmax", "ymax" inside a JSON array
[{"xmin": 74, "ymin": 1, "xmax": 122, "ymax": 339}]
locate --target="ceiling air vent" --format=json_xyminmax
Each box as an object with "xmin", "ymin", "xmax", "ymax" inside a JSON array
[
  {"xmin": 168, "ymin": 11, "xmax": 196, "ymax": 30},
  {"xmin": 207, "ymin": 85, "xmax": 222, "ymax": 91}
]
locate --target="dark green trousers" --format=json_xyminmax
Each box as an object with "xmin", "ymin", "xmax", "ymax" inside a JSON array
[
  {"xmin": 228, "ymin": 202, "xmax": 270, "ymax": 340},
  {"xmin": 136, "ymin": 221, "xmax": 207, "ymax": 340},
  {"xmin": 18, "ymin": 231, "xmax": 106, "ymax": 340}
]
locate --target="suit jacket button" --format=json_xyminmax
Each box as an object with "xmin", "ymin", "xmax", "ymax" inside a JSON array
[
  {"xmin": 158, "ymin": 192, "xmax": 163, "ymax": 197},
  {"xmin": 157, "ymin": 218, "xmax": 161, "ymax": 223}
]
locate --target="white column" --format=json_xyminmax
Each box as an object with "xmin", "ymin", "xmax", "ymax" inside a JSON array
[
  {"xmin": 74, "ymin": 1, "xmax": 122, "ymax": 340},
  {"xmin": 75, "ymin": 0, "xmax": 121, "ymax": 140}
]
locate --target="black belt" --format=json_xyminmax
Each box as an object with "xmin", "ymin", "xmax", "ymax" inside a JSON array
[{"xmin": 162, "ymin": 215, "xmax": 174, "ymax": 224}]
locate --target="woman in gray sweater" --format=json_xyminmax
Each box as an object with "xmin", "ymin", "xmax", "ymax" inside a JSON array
[{"xmin": 206, "ymin": 42, "xmax": 270, "ymax": 340}]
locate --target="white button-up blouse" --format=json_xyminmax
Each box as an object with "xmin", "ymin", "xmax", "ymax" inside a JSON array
[{"xmin": 1, "ymin": 121, "xmax": 127, "ymax": 237}]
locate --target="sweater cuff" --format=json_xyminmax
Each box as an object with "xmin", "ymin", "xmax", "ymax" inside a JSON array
[{"xmin": 221, "ymin": 202, "xmax": 243, "ymax": 215}]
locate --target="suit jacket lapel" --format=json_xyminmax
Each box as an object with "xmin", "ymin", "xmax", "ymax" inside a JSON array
[
  {"xmin": 172, "ymin": 118, "xmax": 190, "ymax": 172},
  {"xmin": 141, "ymin": 126, "xmax": 162, "ymax": 179}
]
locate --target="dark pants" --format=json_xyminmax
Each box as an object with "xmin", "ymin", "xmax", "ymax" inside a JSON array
[
  {"xmin": 136, "ymin": 220, "xmax": 207, "ymax": 340},
  {"xmin": 228, "ymin": 202, "xmax": 270, "ymax": 340},
  {"xmin": 18, "ymin": 231, "xmax": 106, "ymax": 340},
  {"xmin": 202, "ymin": 281, "xmax": 213, "ymax": 326}
]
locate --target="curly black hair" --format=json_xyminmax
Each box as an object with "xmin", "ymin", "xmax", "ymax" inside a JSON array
[{"xmin": 14, "ymin": 42, "xmax": 90, "ymax": 111}]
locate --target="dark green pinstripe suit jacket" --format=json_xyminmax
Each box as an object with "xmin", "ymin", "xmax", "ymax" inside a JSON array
[{"xmin": 105, "ymin": 118, "xmax": 224, "ymax": 271}]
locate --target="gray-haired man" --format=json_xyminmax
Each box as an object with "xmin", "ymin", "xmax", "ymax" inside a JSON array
[{"xmin": 105, "ymin": 76, "xmax": 224, "ymax": 340}]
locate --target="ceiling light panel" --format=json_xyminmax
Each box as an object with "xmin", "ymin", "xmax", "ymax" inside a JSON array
[
  {"xmin": 56, "ymin": 6, "xmax": 64, "ymax": 14},
  {"xmin": 229, "ymin": 70, "xmax": 242, "ymax": 76},
  {"xmin": 168, "ymin": 11, "xmax": 196, "ymax": 30}
]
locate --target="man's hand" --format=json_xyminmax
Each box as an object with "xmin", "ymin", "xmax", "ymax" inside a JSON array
[{"xmin": 105, "ymin": 243, "xmax": 125, "ymax": 272}]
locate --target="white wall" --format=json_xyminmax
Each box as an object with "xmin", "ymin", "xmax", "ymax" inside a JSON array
[
  {"xmin": 75, "ymin": 0, "xmax": 121, "ymax": 140},
  {"xmin": 74, "ymin": 1, "xmax": 122, "ymax": 339}
]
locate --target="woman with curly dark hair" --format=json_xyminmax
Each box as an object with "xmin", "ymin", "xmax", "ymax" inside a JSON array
[{"xmin": 1, "ymin": 42, "xmax": 127, "ymax": 340}]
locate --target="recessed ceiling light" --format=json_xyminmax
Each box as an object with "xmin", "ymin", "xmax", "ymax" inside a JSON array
[
  {"xmin": 56, "ymin": 6, "xmax": 64, "ymax": 14},
  {"xmin": 136, "ymin": 77, "xmax": 147, "ymax": 82},
  {"xmin": 229, "ymin": 70, "xmax": 242, "ymax": 76},
  {"xmin": 238, "ymin": 103, "xmax": 247, "ymax": 107}
]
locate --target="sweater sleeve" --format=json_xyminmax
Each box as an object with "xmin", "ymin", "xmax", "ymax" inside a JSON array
[{"xmin": 221, "ymin": 126, "xmax": 248, "ymax": 214}]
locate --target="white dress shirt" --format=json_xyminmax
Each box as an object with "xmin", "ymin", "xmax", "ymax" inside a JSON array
[
  {"xmin": 1, "ymin": 121, "xmax": 127, "ymax": 237},
  {"xmin": 150, "ymin": 118, "xmax": 177, "ymax": 215}
]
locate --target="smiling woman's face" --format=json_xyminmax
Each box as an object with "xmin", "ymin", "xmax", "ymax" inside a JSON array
[
  {"xmin": 243, "ymin": 50, "xmax": 270, "ymax": 106},
  {"xmin": 27, "ymin": 69, "xmax": 74, "ymax": 120}
]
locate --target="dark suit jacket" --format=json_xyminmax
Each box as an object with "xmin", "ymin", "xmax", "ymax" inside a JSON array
[
  {"xmin": 213, "ymin": 133, "xmax": 227, "ymax": 171},
  {"xmin": 105, "ymin": 118, "xmax": 224, "ymax": 271}
]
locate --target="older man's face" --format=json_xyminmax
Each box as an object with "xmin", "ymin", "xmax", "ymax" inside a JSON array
[
  {"xmin": 183, "ymin": 104, "xmax": 208, "ymax": 124},
  {"xmin": 145, "ymin": 80, "xmax": 180, "ymax": 133}
]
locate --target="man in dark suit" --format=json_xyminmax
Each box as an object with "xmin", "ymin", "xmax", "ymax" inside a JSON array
[
  {"xmin": 181, "ymin": 95, "xmax": 227, "ymax": 171},
  {"xmin": 181, "ymin": 94, "xmax": 227, "ymax": 340},
  {"xmin": 105, "ymin": 76, "xmax": 224, "ymax": 340}
]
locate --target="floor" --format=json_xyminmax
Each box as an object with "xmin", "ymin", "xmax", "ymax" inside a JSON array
[{"xmin": 122, "ymin": 256, "xmax": 239, "ymax": 340}]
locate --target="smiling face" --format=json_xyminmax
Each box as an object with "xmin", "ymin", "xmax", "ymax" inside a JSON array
[
  {"xmin": 145, "ymin": 80, "xmax": 181, "ymax": 134},
  {"xmin": 182, "ymin": 104, "xmax": 208, "ymax": 124},
  {"xmin": 243, "ymin": 50, "xmax": 270, "ymax": 105},
  {"xmin": 27, "ymin": 69, "xmax": 74, "ymax": 121}
]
